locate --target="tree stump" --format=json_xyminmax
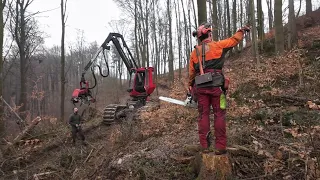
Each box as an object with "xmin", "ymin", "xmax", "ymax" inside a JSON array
[{"xmin": 197, "ymin": 152, "xmax": 232, "ymax": 180}]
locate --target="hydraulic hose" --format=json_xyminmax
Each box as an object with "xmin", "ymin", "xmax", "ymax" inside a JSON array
[
  {"xmin": 88, "ymin": 66, "xmax": 97, "ymax": 90},
  {"xmin": 88, "ymin": 49, "xmax": 110, "ymax": 89}
]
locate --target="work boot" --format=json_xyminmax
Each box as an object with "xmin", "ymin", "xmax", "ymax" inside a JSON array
[
  {"xmin": 201, "ymin": 146, "xmax": 215, "ymax": 153},
  {"xmin": 214, "ymin": 149, "xmax": 227, "ymax": 155}
]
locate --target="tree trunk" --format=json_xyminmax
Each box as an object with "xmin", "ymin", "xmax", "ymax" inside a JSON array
[
  {"xmin": 251, "ymin": 0, "xmax": 260, "ymax": 66},
  {"xmin": 138, "ymin": 0, "xmax": 146, "ymax": 67},
  {"xmin": 197, "ymin": 0, "xmax": 207, "ymax": 26},
  {"xmin": 60, "ymin": 0, "xmax": 66, "ymax": 122},
  {"xmin": 306, "ymin": 0, "xmax": 312, "ymax": 15},
  {"xmin": 180, "ymin": 0, "xmax": 189, "ymax": 73},
  {"xmin": 163, "ymin": 26, "xmax": 168, "ymax": 75},
  {"xmin": 174, "ymin": 0, "xmax": 182, "ymax": 79},
  {"xmin": 226, "ymin": 0, "xmax": 231, "ymax": 37},
  {"xmin": 152, "ymin": 0, "xmax": 159, "ymax": 95},
  {"xmin": 134, "ymin": 0, "xmax": 140, "ymax": 67},
  {"xmin": 232, "ymin": 0, "xmax": 237, "ymax": 52},
  {"xmin": 246, "ymin": 0, "xmax": 251, "ymax": 42},
  {"xmin": 0, "ymin": 0, "xmax": 5, "ymax": 140},
  {"xmin": 145, "ymin": 0, "xmax": 149, "ymax": 67},
  {"xmin": 288, "ymin": 0, "xmax": 297, "ymax": 50},
  {"xmin": 217, "ymin": 0, "xmax": 222, "ymax": 39},
  {"xmin": 266, "ymin": 0, "xmax": 273, "ymax": 31},
  {"xmin": 192, "ymin": 0, "xmax": 198, "ymax": 27},
  {"xmin": 18, "ymin": 1, "xmax": 27, "ymax": 117},
  {"xmin": 296, "ymin": 0, "xmax": 302, "ymax": 17},
  {"xmin": 239, "ymin": 0, "xmax": 244, "ymax": 50},
  {"xmin": 274, "ymin": 0, "xmax": 284, "ymax": 54},
  {"xmin": 167, "ymin": 0, "xmax": 174, "ymax": 82},
  {"xmin": 187, "ymin": 0, "xmax": 192, "ymax": 74},
  {"xmin": 223, "ymin": 1, "xmax": 227, "ymax": 38},
  {"xmin": 211, "ymin": 0, "xmax": 219, "ymax": 40},
  {"xmin": 257, "ymin": 0, "xmax": 264, "ymax": 50}
]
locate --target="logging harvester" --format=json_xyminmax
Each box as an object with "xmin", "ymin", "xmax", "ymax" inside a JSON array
[{"xmin": 71, "ymin": 33, "xmax": 156, "ymax": 124}]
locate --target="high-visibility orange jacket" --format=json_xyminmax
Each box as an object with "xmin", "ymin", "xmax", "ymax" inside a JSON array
[{"xmin": 188, "ymin": 31, "xmax": 244, "ymax": 86}]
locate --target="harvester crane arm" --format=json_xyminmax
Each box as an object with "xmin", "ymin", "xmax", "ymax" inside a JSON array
[{"xmin": 81, "ymin": 33, "xmax": 138, "ymax": 79}]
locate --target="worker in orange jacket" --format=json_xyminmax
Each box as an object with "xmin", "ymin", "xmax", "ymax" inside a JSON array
[{"xmin": 188, "ymin": 22, "xmax": 250, "ymax": 155}]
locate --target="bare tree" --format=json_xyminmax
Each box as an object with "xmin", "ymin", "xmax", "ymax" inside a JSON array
[
  {"xmin": 134, "ymin": 0, "xmax": 140, "ymax": 67},
  {"xmin": 180, "ymin": 0, "xmax": 191, "ymax": 74},
  {"xmin": 274, "ymin": 0, "xmax": 284, "ymax": 54},
  {"xmin": 167, "ymin": 0, "xmax": 174, "ymax": 82},
  {"xmin": 239, "ymin": 0, "xmax": 244, "ymax": 50},
  {"xmin": 197, "ymin": 0, "xmax": 206, "ymax": 25},
  {"xmin": 251, "ymin": 0, "xmax": 259, "ymax": 66},
  {"xmin": 296, "ymin": 0, "xmax": 302, "ymax": 17},
  {"xmin": 60, "ymin": 0, "xmax": 67, "ymax": 122},
  {"xmin": 137, "ymin": 0, "xmax": 149, "ymax": 67},
  {"xmin": 257, "ymin": 0, "xmax": 264, "ymax": 50},
  {"xmin": 174, "ymin": 0, "xmax": 182, "ymax": 79},
  {"xmin": 226, "ymin": 0, "xmax": 231, "ymax": 37},
  {"xmin": 0, "ymin": 0, "xmax": 6, "ymax": 141},
  {"xmin": 232, "ymin": 0, "xmax": 237, "ymax": 52},
  {"xmin": 306, "ymin": 0, "xmax": 312, "ymax": 14},
  {"xmin": 211, "ymin": 0, "xmax": 218, "ymax": 40},
  {"xmin": 288, "ymin": 0, "xmax": 297, "ymax": 50},
  {"xmin": 9, "ymin": 0, "xmax": 43, "ymax": 118},
  {"xmin": 151, "ymin": 0, "xmax": 159, "ymax": 94},
  {"xmin": 192, "ymin": 0, "xmax": 198, "ymax": 28},
  {"xmin": 266, "ymin": 0, "xmax": 273, "ymax": 31}
]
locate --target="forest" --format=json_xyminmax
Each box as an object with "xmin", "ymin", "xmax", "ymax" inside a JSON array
[{"xmin": 0, "ymin": 0, "xmax": 320, "ymax": 179}]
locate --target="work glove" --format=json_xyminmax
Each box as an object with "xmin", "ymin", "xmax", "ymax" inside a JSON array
[{"xmin": 238, "ymin": 26, "xmax": 251, "ymax": 33}]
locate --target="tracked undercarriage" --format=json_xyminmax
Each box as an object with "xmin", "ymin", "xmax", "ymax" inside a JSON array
[{"xmin": 102, "ymin": 97, "xmax": 147, "ymax": 125}]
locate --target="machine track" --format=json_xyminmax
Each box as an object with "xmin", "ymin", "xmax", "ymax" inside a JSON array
[{"xmin": 102, "ymin": 104, "xmax": 127, "ymax": 125}]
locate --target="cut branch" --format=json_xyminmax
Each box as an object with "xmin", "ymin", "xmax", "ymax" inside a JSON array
[{"xmin": 0, "ymin": 96, "xmax": 24, "ymax": 123}]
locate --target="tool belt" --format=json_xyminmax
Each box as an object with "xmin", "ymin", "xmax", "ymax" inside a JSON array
[{"xmin": 195, "ymin": 70, "xmax": 225, "ymax": 88}]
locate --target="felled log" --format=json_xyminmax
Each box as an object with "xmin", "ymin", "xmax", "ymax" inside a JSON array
[
  {"xmin": 12, "ymin": 116, "xmax": 42, "ymax": 145},
  {"xmin": 197, "ymin": 152, "xmax": 232, "ymax": 180},
  {"xmin": 263, "ymin": 94, "xmax": 320, "ymax": 107},
  {"xmin": 3, "ymin": 117, "xmax": 42, "ymax": 156},
  {"xmin": 272, "ymin": 95, "xmax": 319, "ymax": 105}
]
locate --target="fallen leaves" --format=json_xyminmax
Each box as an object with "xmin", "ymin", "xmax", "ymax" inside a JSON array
[
  {"xmin": 307, "ymin": 100, "xmax": 320, "ymax": 110},
  {"xmin": 283, "ymin": 127, "xmax": 302, "ymax": 138}
]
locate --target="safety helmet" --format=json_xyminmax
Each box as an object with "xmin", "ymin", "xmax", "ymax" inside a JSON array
[{"xmin": 192, "ymin": 22, "xmax": 212, "ymax": 39}]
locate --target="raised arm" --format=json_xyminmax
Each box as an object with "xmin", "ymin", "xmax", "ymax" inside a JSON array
[
  {"xmin": 216, "ymin": 31, "xmax": 244, "ymax": 48},
  {"xmin": 216, "ymin": 27, "xmax": 250, "ymax": 48}
]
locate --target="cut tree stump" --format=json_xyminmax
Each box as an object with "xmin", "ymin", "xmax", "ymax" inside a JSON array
[{"xmin": 197, "ymin": 152, "xmax": 232, "ymax": 180}]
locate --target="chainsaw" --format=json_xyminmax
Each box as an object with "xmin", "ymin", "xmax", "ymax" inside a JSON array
[{"xmin": 159, "ymin": 93, "xmax": 198, "ymax": 108}]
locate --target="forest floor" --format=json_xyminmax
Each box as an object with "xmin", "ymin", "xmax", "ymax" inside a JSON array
[{"xmin": 1, "ymin": 10, "xmax": 320, "ymax": 180}]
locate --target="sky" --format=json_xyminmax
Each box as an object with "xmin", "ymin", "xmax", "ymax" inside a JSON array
[
  {"xmin": 29, "ymin": 0, "xmax": 121, "ymax": 47},
  {"xmin": 19, "ymin": 0, "xmax": 320, "ymax": 50}
]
